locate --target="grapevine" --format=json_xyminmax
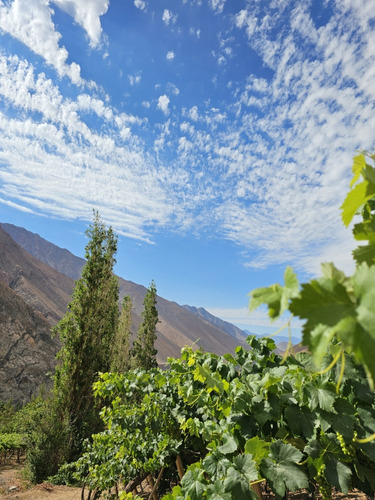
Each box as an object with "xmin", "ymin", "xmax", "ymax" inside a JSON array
[
  {"xmin": 69, "ymin": 338, "xmax": 375, "ymax": 499},
  {"xmin": 61, "ymin": 152, "xmax": 375, "ymax": 499},
  {"xmin": 0, "ymin": 433, "xmax": 26, "ymax": 464}
]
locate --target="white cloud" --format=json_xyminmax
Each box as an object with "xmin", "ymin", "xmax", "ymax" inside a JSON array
[
  {"xmin": 157, "ymin": 94, "xmax": 170, "ymax": 115},
  {"xmin": 0, "ymin": 0, "xmax": 83, "ymax": 84},
  {"xmin": 52, "ymin": 0, "xmax": 109, "ymax": 48},
  {"xmin": 0, "ymin": 55, "xmax": 181, "ymax": 240},
  {"xmin": 188, "ymin": 106, "xmax": 199, "ymax": 121},
  {"xmin": 166, "ymin": 51, "xmax": 175, "ymax": 60},
  {"xmin": 167, "ymin": 82, "xmax": 180, "ymax": 95},
  {"xmin": 1, "ymin": 0, "xmax": 375, "ymax": 280},
  {"xmin": 164, "ymin": 0, "xmax": 375, "ymax": 275},
  {"xmin": 162, "ymin": 9, "xmax": 177, "ymax": 25},
  {"xmin": 209, "ymin": 0, "xmax": 226, "ymax": 14},
  {"xmin": 134, "ymin": 0, "xmax": 146, "ymax": 11},
  {"xmin": 189, "ymin": 27, "xmax": 201, "ymax": 38},
  {"xmin": 128, "ymin": 73, "xmax": 142, "ymax": 85}
]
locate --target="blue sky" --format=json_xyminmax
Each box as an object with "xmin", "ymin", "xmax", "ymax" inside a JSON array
[{"xmin": 0, "ymin": 0, "xmax": 374, "ymax": 337}]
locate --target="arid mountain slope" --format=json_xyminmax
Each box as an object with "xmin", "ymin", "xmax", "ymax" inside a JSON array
[
  {"xmin": 0, "ymin": 224, "xmax": 248, "ymax": 372},
  {"xmin": 1, "ymin": 223, "xmax": 85, "ymax": 281},
  {"xmin": 0, "ymin": 227, "xmax": 74, "ymax": 324},
  {"xmin": 0, "ymin": 280, "xmax": 59, "ymax": 405},
  {"xmin": 182, "ymin": 304, "xmax": 249, "ymax": 342}
]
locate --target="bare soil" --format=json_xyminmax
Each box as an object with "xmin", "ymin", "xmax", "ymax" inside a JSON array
[{"xmin": 0, "ymin": 459, "xmax": 81, "ymax": 499}]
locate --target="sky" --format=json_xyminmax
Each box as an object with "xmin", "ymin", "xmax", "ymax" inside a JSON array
[{"xmin": 0, "ymin": 0, "xmax": 374, "ymax": 338}]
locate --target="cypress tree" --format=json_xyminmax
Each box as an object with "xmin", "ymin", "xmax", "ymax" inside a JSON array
[
  {"xmin": 131, "ymin": 280, "xmax": 159, "ymax": 370},
  {"xmin": 53, "ymin": 211, "xmax": 119, "ymax": 462},
  {"xmin": 111, "ymin": 295, "xmax": 132, "ymax": 373}
]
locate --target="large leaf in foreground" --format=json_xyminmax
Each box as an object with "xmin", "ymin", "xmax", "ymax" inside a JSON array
[
  {"xmin": 260, "ymin": 441, "xmax": 308, "ymax": 499},
  {"xmin": 224, "ymin": 455, "xmax": 259, "ymax": 500}
]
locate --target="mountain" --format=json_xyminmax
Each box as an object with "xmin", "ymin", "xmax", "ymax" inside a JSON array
[
  {"xmin": 0, "ymin": 226, "xmax": 74, "ymax": 324},
  {"xmin": 1, "ymin": 223, "xmax": 85, "ymax": 281},
  {"xmin": 0, "ymin": 280, "xmax": 59, "ymax": 405},
  {"xmin": 181, "ymin": 305, "xmax": 249, "ymax": 342},
  {"xmin": 0, "ymin": 224, "xmax": 249, "ymax": 403}
]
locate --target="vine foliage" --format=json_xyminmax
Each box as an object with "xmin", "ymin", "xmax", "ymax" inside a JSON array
[
  {"xmin": 250, "ymin": 151, "xmax": 375, "ymax": 389},
  {"xmin": 65, "ymin": 153, "xmax": 375, "ymax": 499}
]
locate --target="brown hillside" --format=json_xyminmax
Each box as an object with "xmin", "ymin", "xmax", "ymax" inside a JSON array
[
  {"xmin": 0, "ymin": 224, "xmax": 249, "ymax": 403},
  {"xmin": 0, "ymin": 281, "xmax": 59, "ymax": 405},
  {"xmin": 2, "ymin": 224, "xmax": 249, "ymax": 358},
  {"xmin": 0, "ymin": 227, "xmax": 73, "ymax": 324}
]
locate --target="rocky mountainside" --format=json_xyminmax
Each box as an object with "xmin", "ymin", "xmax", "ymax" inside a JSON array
[
  {"xmin": 0, "ymin": 224, "xmax": 249, "ymax": 403},
  {"xmin": 0, "ymin": 280, "xmax": 59, "ymax": 405},
  {"xmin": 0, "ymin": 226, "xmax": 74, "ymax": 324},
  {"xmin": 181, "ymin": 304, "xmax": 249, "ymax": 342},
  {"xmin": 1, "ymin": 223, "xmax": 85, "ymax": 281}
]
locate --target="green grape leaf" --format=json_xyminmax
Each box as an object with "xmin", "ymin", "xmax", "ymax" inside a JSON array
[
  {"xmin": 249, "ymin": 284, "xmax": 284, "ymax": 319},
  {"xmin": 244, "ymin": 436, "xmax": 270, "ymax": 463},
  {"xmin": 181, "ymin": 465, "xmax": 207, "ymax": 500},
  {"xmin": 353, "ymin": 244, "xmax": 375, "ymax": 266},
  {"xmin": 203, "ymin": 451, "xmax": 231, "ymax": 479},
  {"xmin": 231, "ymin": 454, "xmax": 259, "ymax": 482},
  {"xmin": 350, "ymin": 153, "xmax": 367, "ymax": 187},
  {"xmin": 206, "ymin": 480, "xmax": 232, "ymax": 500},
  {"xmin": 223, "ymin": 353, "xmax": 237, "ymax": 364},
  {"xmin": 260, "ymin": 441, "xmax": 308, "ymax": 498},
  {"xmin": 341, "ymin": 154, "xmax": 375, "ymax": 226},
  {"xmin": 304, "ymin": 432, "xmax": 344, "ymax": 466},
  {"xmin": 162, "ymin": 485, "xmax": 184, "ymax": 500},
  {"xmin": 224, "ymin": 455, "xmax": 259, "ymax": 500},
  {"xmin": 341, "ymin": 179, "xmax": 374, "ymax": 227},
  {"xmin": 353, "ymin": 219, "xmax": 375, "ymax": 242},
  {"xmin": 325, "ymin": 457, "xmax": 351, "ymax": 494},
  {"xmin": 193, "ymin": 364, "xmax": 206, "ymax": 383},
  {"xmin": 348, "ymin": 263, "xmax": 375, "ymax": 388},
  {"xmin": 249, "ymin": 266, "xmax": 299, "ymax": 320},
  {"xmin": 261, "ymin": 367, "xmax": 287, "ymax": 390},
  {"xmin": 306, "ymin": 324, "xmax": 336, "ymax": 365},
  {"xmin": 218, "ymin": 433, "xmax": 238, "ymax": 455},
  {"xmin": 268, "ymin": 440, "xmax": 304, "ymax": 464},
  {"xmin": 284, "ymin": 405, "xmax": 316, "ymax": 440},
  {"xmin": 290, "ymin": 272, "xmax": 356, "ymax": 368},
  {"xmin": 305, "ymin": 381, "xmax": 336, "ymax": 412},
  {"xmin": 290, "ymin": 275, "xmax": 354, "ymax": 330}
]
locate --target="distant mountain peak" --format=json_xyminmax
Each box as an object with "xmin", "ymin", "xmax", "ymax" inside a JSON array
[{"xmin": 181, "ymin": 304, "xmax": 250, "ymax": 342}]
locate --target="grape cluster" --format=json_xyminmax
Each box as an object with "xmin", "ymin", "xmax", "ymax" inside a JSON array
[
  {"xmin": 316, "ymin": 464, "xmax": 332, "ymax": 500},
  {"xmin": 336, "ymin": 432, "xmax": 355, "ymax": 458}
]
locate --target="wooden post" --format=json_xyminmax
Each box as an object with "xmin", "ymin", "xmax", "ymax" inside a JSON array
[
  {"xmin": 251, "ymin": 481, "xmax": 263, "ymax": 499},
  {"xmin": 148, "ymin": 474, "xmax": 158, "ymax": 500},
  {"xmin": 175, "ymin": 454, "xmax": 184, "ymax": 480},
  {"xmin": 148, "ymin": 467, "xmax": 165, "ymax": 500}
]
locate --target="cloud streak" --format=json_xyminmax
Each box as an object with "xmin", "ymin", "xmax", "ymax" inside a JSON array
[{"xmin": 0, "ymin": 0, "xmax": 374, "ymax": 278}]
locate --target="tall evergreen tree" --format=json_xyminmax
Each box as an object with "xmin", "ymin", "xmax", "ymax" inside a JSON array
[
  {"xmin": 53, "ymin": 211, "xmax": 119, "ymax": 462},
  {"xmin": 131, "ymin": 280, "xmax": 159, "ymax": 370},
  {"xmin": 111, "ymin": 295, "xmax": 132, "ymax": 373}
]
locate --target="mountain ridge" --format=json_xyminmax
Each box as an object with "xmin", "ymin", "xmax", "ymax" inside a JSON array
[
  {"xmin": 0, "ymin": 223, "xmax": 249, "ymax": 376},
  {"xmin": 181, "ymin": 304, "xmax": 250, "ymax": 342}
]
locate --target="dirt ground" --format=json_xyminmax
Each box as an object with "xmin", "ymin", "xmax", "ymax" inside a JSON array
[
  {"xmin": 0, "ymin": 458, "xmax": 371, "ymax": 499},
  {"xmin": 0, "ymin": 461, "xmax": 81, "ymax": 500}
]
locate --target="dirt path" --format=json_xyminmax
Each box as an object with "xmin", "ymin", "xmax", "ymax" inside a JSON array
[{"xmin": 0, "ymin": 462, "xmax": 81, "ymax": 499}]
